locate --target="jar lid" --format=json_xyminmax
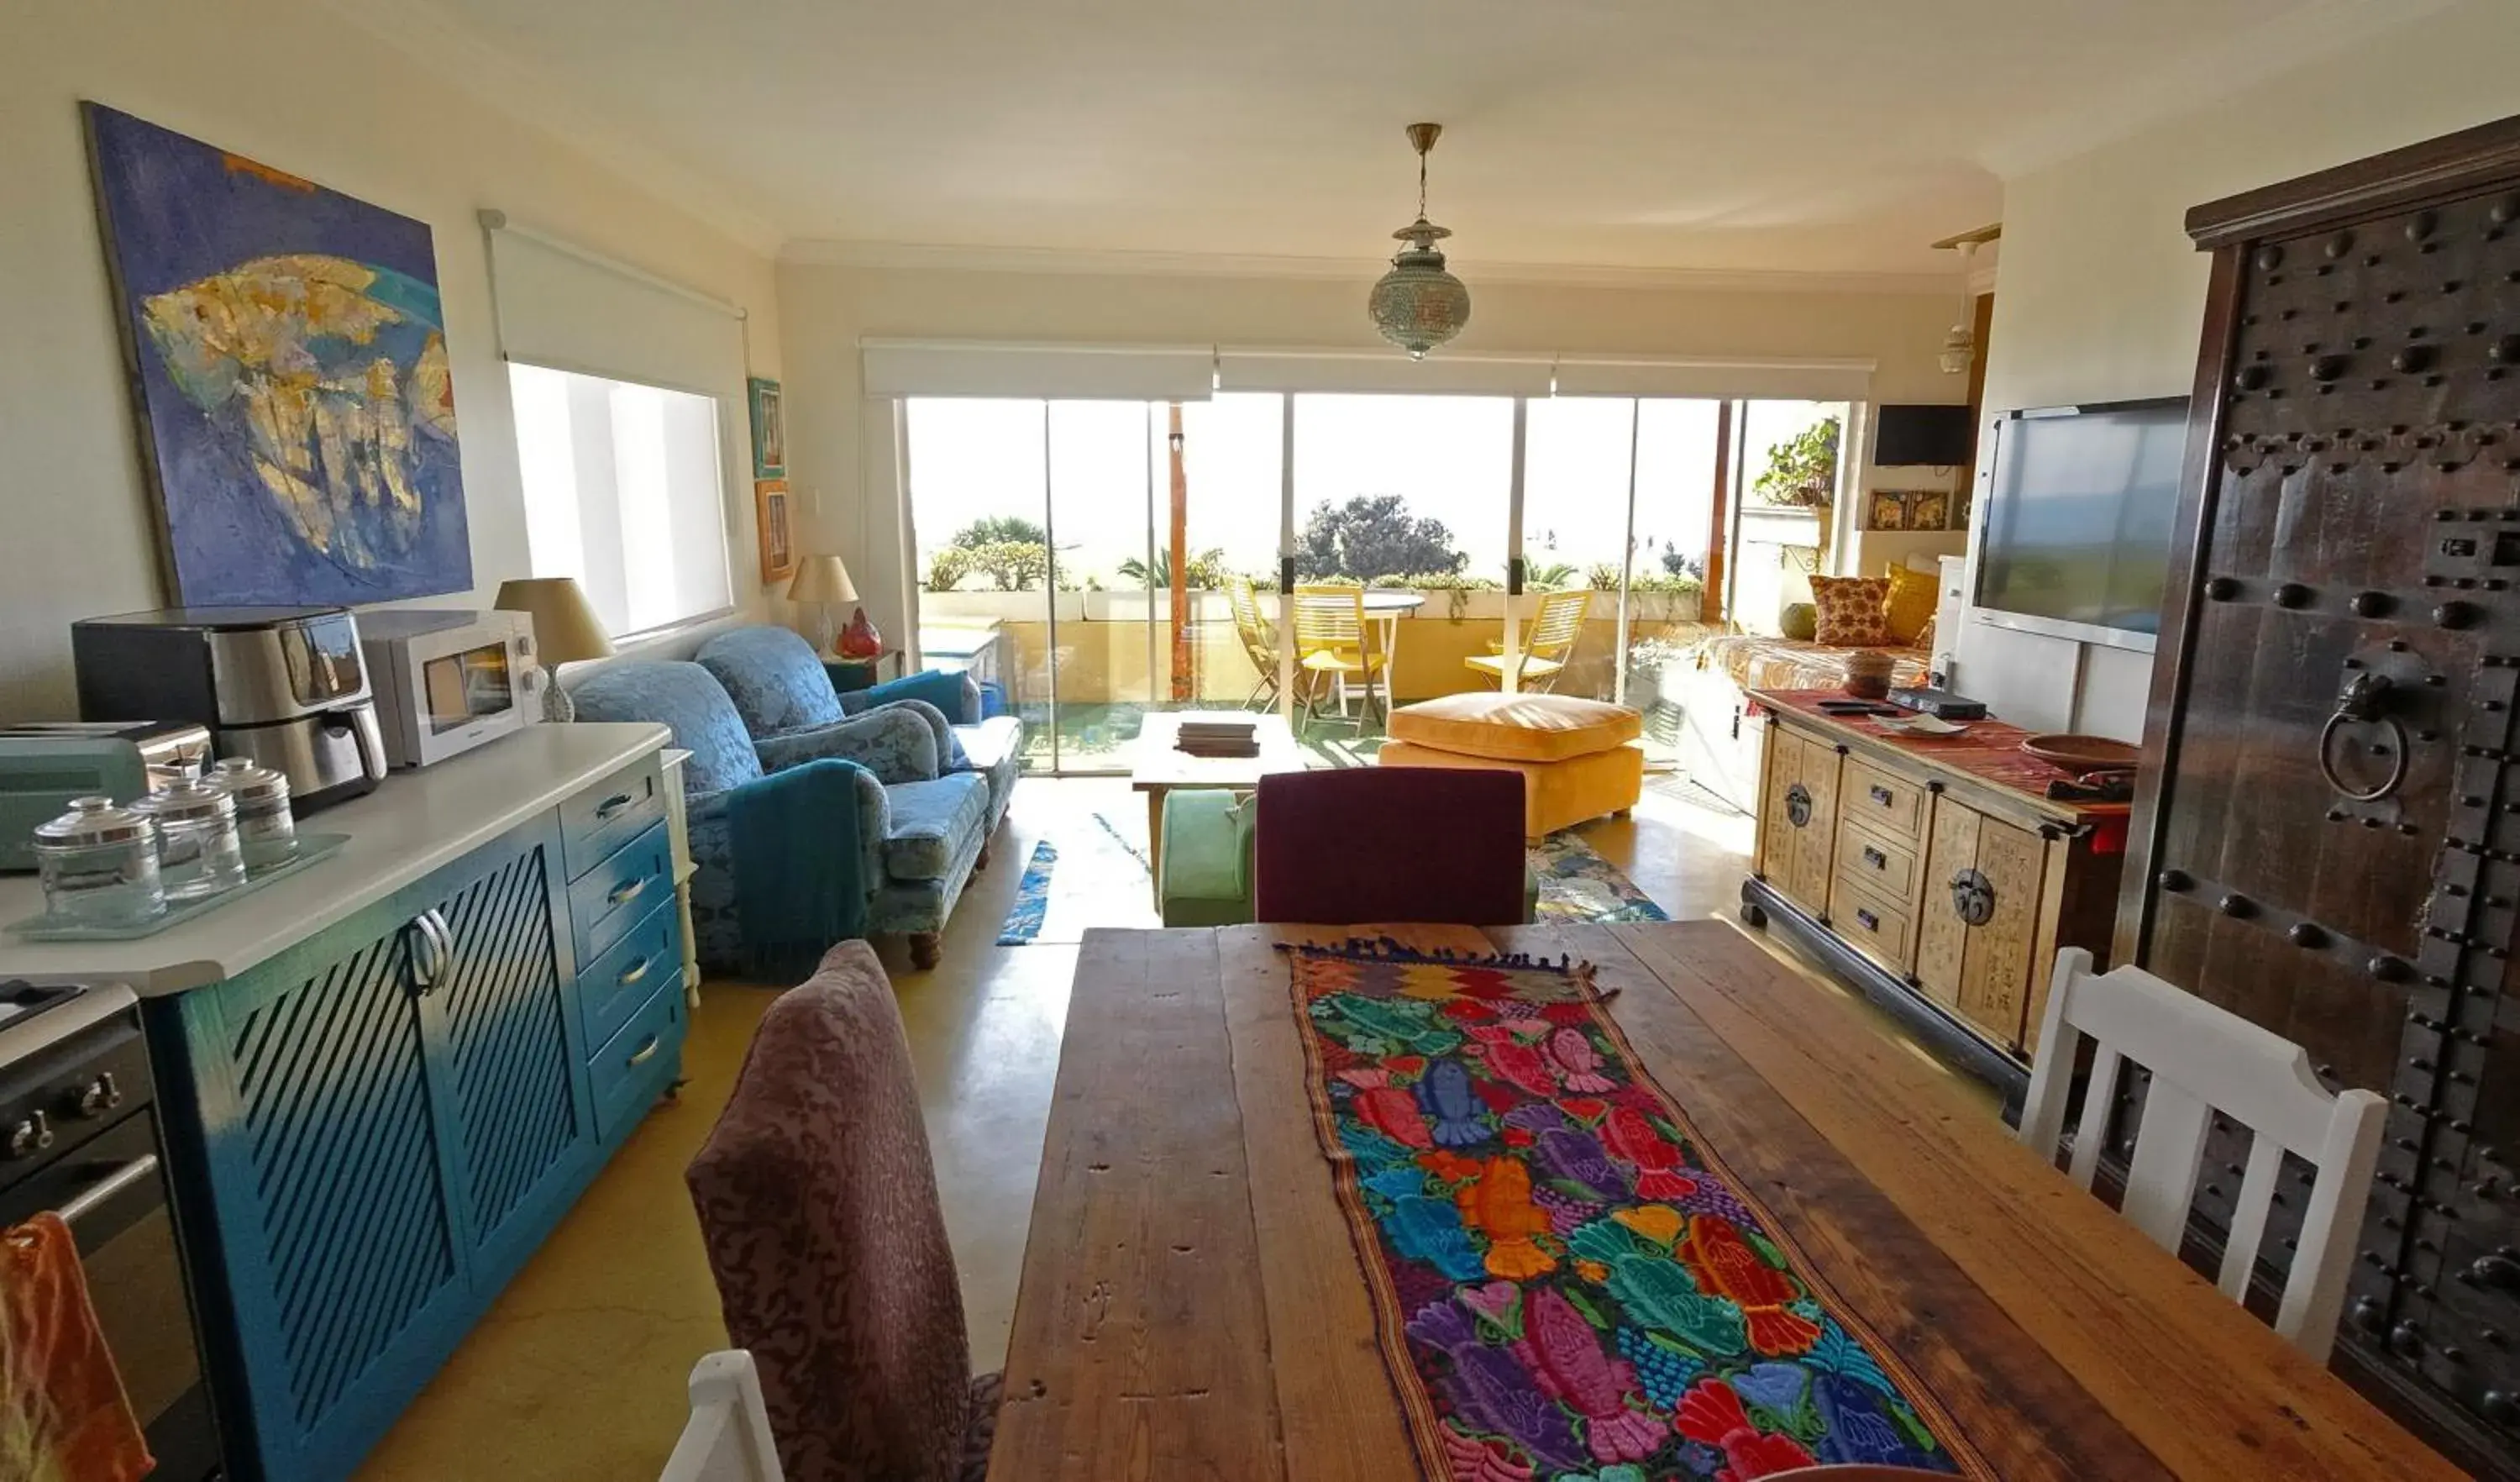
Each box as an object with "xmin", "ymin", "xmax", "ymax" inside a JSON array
[
  {"xmin": 133, "ymin": 777, "xmax": 239, "ymax": 823},
  {"xmin": 34, "ymin": 795, "xmax": 156, "ymax": 847},
  {"xmin": 211, "ymin": 755, "xmax": 291, "ymax": 803}
]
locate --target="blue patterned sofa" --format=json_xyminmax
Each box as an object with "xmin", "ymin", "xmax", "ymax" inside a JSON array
[
  {"xmin": 569, "ymin": 660, "xmax": 991, "ymax": 973},
  {"xmin": 695, "ymin": 625, "xmax": 1024, "ymax": 841}
]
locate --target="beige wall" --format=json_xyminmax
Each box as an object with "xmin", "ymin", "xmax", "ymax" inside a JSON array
[
  {"xmin": 1956, "ymin": 0, "xmax": 2520, "ymax": 736},
  {"xmin": 776, "ymin": 260, "xmax": 1966, "ymax": 645},
  {"xmin": 0, "ymin": 0, "xmax": 785, "ymax": 716}
]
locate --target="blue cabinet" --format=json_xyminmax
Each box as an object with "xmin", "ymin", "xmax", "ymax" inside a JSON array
[{"xmin": 148, "ymin": 765, "xmax": 684, "ymax": 1482}]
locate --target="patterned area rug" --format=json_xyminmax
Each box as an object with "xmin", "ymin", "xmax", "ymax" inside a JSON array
[
  {"xmin": 995, "ymin": 841, "xmax": 1058, "ymax": 945},
  {"xmin": 1283, "ymin": 941, "xmax": 1988, "ymax": 1481},
  {"xmin": 1530, "ymin": 836, "xmax": 1671, "ymax": 924}
]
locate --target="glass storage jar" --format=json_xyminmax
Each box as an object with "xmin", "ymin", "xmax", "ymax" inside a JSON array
[
  {"xmin": 31, "ymin": 796, "xmax": 165, "ymax": 929},
  {"xmin": 133, "ymin": 778, "xmax": 247, "ymax": 902},
  {"xmin": 211, "ymin": 756, "xmax": 297, "ymax": 870}
]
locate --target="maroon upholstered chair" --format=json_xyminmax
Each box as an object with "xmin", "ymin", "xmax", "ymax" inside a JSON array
[
  {"xmin": 685, "ymin": 941, "xmax": 997, "ymax": 1482},
  {"xmin": 1253, "ymin": 766, "xmax": 1528, "ymax": 925}
]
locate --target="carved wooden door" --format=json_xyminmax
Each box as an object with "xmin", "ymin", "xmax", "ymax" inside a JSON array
[{"xmin": 2123, "ymin": 118, "xmax": 2520, "ymax": 1474}]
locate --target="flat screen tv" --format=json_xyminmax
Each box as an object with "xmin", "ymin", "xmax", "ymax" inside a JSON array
[{"xmin": 1974, "ymin": 397, "xmax": 2190, "ymax": 649}]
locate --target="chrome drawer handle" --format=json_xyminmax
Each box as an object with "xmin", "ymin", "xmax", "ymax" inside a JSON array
[
  {"xmin": 625, "ymin": 1033, "xmax": 662, "ymax": 1067},
  {"xmin": 594, "ymin": 791, "xmax": 636, "ymax": 820},
  {"xmin": 606, "ymin": 876, "xmax": 649, "ymax": 907},
  {"xmin": 1869, "ymin": 785, "xmax": 1894, "ymax": 806},
  {"xmin": 1855, "ymin": 908, "xmax": 1880, "ymax": 932},
  {"xmin": 617, "ymin": 954, "xmax": 652, "ymax": 990},
  {"xmin": 1862, "ymin": 846, "xmax": 1887, "ymax": 870}
]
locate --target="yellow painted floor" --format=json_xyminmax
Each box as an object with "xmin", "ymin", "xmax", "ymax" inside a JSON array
[{"xmin": 355, "ymin": 771, "xmax": 1984, "ymax": 1479}]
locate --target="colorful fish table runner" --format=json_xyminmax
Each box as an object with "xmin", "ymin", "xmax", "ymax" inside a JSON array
[{"xmin": 1284, "ymin": 940, "xmax": 1990, "ymax": 1482}]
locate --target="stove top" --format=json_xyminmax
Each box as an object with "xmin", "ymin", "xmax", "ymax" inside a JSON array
[{"xmin": 0, "ymin": 980, "xmax": 86, "ymax": 1036}]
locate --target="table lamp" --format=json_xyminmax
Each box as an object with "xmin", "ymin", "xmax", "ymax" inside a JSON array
[
  {"xmin": 790, "ymin": 554, "xmax": 876, "ymax": 658},
  {"xmin": 494, "ymin": 576, "xmax": 615, "ymax": 722}
]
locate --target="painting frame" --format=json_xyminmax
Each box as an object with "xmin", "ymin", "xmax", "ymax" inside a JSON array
[
  {"xmin": 755, "ymin": 477, "xmax": 795, "ymax": 582},
  {"xmin": 1867, "ymin": 491, "xmax": 1909, "ymax": 531},
  {"xmin": 748, "ymin": 376, "xmax": 785, "ymax": 478},
  {"xmin": 1910, "ymin": 491, "xmax": 1951, "ymax": 531},
  {"xmin": 83, "ymin": 102, "xmax": 473, "ymax": 607}
]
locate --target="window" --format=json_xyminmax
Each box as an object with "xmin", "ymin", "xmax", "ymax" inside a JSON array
[{"xmin": 510, "ymin": 362, "xmax": 733, "ymax": 639}]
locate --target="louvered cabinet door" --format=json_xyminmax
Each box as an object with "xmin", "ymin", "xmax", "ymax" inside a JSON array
[
  {"xmin": 411, "ymin": 817, "xmax": 597, "ymax": 1296},
  {"xmin": 157, "ymin": 888, "xmax": 468, "ymax": 1482}
]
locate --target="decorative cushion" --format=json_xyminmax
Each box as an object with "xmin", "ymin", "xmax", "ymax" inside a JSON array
[
  {"xmin": 1385, "ymin": 692, "xmax": 1642, "ymax": 764},
  {"xmin": 685, "ymin": 941, "xmax": 972, "ymax": 1482},
  {"xmin": 881, "ymin": 773, "xmax": 990, "ymax": 881},
  {"xmin": 1809, "ymin": 575, "xmax": 1893, "ymax": 646},
  {"xmin": 1882, "ymin": 564, "xmax": 1939, "ymax": 645},
  {"xmin": 1778, "ymin": 602, "xmax": 1819, "ymax": 641}
]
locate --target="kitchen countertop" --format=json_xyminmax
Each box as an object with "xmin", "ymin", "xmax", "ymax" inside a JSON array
[{"xmin": 0, "ymin": 722, "xmax": 669, "ymax": 996}]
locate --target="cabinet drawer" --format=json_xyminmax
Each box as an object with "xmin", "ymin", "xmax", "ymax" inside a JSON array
[
  {"xmin": 561, "ymin": 755, "xmax": 665, "ymax": 881},
  {"xmin": 1842, "ymin": 756, "xmax": 1924, "ymax": 842},
  {"xmin": 568, "ymin": 820, "xmax": 675, "ymax": 965},
  {"xmin": 591, "ymin": 974, "xmax": 686, "ymax": 1142},
  {"xmin": 578, "ymin": 898, "xmax": 683, "ymax": 1052},
  {"xmin": 1832, "ymin": 881, "xmax": 1915, "ymax": 974},
  {"xmin": 1834, "ymin": 821, "xmax": 1919, "ymax": 902}
]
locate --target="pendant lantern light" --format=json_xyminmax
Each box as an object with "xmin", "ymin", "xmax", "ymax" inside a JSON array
[{"xmin": 1369, "ymin": 123, "xmax": 1471, "ymax": 359}]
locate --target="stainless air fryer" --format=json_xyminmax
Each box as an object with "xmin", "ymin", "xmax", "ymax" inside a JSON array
[{"xmin": 71, "ymin": 607, "xmax": 387, "ymax": 814}]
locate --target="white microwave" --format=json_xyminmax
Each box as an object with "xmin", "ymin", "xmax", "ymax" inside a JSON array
[{"xmin": 357, "ymin": 609, "xmax": 543, "ymax": 769}]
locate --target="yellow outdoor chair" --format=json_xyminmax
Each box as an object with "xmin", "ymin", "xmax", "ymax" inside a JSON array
[
  {"xmin": 1467, "ymin": 588, "xmax": 1592, "ymax": 691},
  {"xmin": 1226, "ymin": 575, "xmax": 1281, "ymax": 710},
  {"xmin": 1292, "ymin": 584, "xmax": 1389, "ymax": 731}
]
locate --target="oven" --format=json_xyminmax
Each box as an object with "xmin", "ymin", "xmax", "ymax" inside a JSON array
[{"xmin": 1, "ymin": 983, "xmax": 222, "ymax": 1480}]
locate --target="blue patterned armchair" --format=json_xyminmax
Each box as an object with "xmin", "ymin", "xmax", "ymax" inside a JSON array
[
  {"xmin": 694, "ymin": 625, "xmax": 1025, "ymax": 840},
  {"xmin": 569, "ymin": 660, "xmax": 992, "ymax": 974}
]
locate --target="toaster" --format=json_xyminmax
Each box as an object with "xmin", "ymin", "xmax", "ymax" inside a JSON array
[{"xmin": 0, "ymin": 720, "xmax": 213, "ymax": 871}]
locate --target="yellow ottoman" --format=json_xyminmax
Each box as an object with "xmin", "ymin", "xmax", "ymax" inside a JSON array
[{"xmin": 1378, "ymin": 693, "xmax": 1646, "ymax": 839}]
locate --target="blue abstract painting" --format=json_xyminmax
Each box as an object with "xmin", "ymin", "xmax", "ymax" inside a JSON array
[{"xmin": 85, "ymin": 102, "xmax": 473, "ymax": 606}]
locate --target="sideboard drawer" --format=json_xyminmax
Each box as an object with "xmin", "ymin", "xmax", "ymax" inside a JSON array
[
  {"xmin": 567, "ymin": 820, "xmax": 675, "ymax": 965},
  {"xmin": 578, "ymin": 899, "xmax": 682, "ymax": 1052},
  {"xmin": 1842, "ymin": 756, "xmax": 1924, "ymax": 843},
  {"xmin": 1834, "ymin": 820, "xmax": 1919, "ymax": 903},
  {"xmin": 591, "ymin": 975, "xmax": 686, "ymax": 1142},
  {"xmin": 1832, "ymin": 880, "xmax": 1915, "ymax": 975},
  {"xmin": 561, "ymin": 755, "xmax": 664, "ymax": 881}
]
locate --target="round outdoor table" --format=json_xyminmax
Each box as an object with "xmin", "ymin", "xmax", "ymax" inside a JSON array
[{"xmin": 1342, "ymin": 591, "xmax": 1424, "ymax": 720}]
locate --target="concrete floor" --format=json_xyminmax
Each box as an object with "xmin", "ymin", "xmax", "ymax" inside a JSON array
[{"xmin": 354, "ymin": 771, "xmax": 1980, "ymax": 1479}]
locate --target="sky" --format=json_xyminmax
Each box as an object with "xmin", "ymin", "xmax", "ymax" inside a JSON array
[{"xmin": 903, "ymin": 393, "xmax": 1840, "ymax": 589}]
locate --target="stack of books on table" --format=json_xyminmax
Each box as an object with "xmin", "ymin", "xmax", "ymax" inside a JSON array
[{"xmin": 1175, "ymin": 718, "xmax": 1260, "ymax": 758}]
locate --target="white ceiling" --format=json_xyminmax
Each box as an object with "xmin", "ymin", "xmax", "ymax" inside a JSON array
[{"xmin": 347, "ymin": 0, "xmax": 2446, "ymax": 280}]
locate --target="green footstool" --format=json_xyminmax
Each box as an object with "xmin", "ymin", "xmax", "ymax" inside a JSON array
[{"xmin": 1158, "ymin": 790, "xmax": 1257, "ymax": 927}]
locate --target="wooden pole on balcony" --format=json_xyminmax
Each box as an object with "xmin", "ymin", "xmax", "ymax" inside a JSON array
[
  {"xmin": 1701, "ymin": 399, "xmax": 1735, "ymax": 625},
  {"xmin": 1168, "ymin": 403, "xmax": 1192, "ymax": 702}
]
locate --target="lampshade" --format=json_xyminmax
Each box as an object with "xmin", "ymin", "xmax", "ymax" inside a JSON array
[
  {"xmin": 788, "ymin": 554, "xmax": 858, "ymax": 606},
  {"xmin": 493, "ymin": 577, "xmax": 615, "ymax": 665}
]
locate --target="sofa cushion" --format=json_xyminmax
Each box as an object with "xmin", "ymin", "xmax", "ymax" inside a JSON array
[
  {"xmin": 881, "ymin": 773, "xmax": 991, "ymax": 881},
  {"xmin": 1385, "ymin": 692, "xmax": 1641, "ymax": 763},
  {"xmin": 696, "ymin": 626, "xmax": 845, "ymax": 735},
  {"xmin": 569, "ymin": 661, "xmax": 764, "ymax": 795}
]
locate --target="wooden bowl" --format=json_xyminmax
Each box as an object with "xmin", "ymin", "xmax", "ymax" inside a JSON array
[{"xmin": 2020, "ymin": 733, "xmax": 2140, "ymax": 772}]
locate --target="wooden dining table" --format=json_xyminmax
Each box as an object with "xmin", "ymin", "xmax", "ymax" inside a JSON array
[{"xmin": 988, "ymin": 919, "xmax": 2458, "ymax": 1481}]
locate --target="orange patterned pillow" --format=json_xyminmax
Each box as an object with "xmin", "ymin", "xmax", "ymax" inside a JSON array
[{"xmin": 1809, "ymin": 575, "xmax": 1892, "ymax": 646}]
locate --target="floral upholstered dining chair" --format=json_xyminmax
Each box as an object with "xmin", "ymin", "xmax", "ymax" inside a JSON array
[{"xmin": 685, "ymin": 940, "xmax": 1000, "ymax": 1482}]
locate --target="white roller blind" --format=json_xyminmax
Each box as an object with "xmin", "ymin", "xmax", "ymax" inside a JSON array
[
  {"xmin": 1217, "ymin": 347, "xmax": 1554, "ymax": 396},
  {"xmin": 481, "ymin": 215, "xmax": 748, "ymax": 396},
  {"xmin": 860, "ymin": 340, "xmax": 1215, "ymax": 400},
  {"xmin": 1551, "ymin": 356, "xmax": 1875, "ymax": 402}
]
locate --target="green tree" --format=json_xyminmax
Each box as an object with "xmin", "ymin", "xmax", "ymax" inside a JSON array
[
  {"xmin": 951, "ymin": 515, "xmax": 1048, "ymax": 549},
  {"xmin": 1525, "ymin": 560, "xmax": 1580, "ymax": 591},
  {"xmin": 1117, "ymin": 547, "xmax": 1228, "ymax": 589},
  {"xmin": 1294, "ymin": 495, "xmax": 1467, "ymax": 581},
  {"xmin": 1751, "ymin": 417, "xmax": 1841, "ymax": 507}
]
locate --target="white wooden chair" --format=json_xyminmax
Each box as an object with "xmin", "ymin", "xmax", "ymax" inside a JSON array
[
  {"xmin": 2019, "ymin": 948, "xmax": 2387, "ymax": 1363},
  {"xmin": 660, "ymin": 1351, "xmax": 785, "ymax": 1482}
]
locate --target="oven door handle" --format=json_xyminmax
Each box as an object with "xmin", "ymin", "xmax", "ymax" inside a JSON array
[{"xmin": 58, "ymin": 1154, "xmax": 160, "ymax": 1227}]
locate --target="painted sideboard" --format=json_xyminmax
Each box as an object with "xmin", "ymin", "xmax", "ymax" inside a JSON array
[{"xmin": 0, "ymin": 723, "xmax": 688, "ymax": 1482}]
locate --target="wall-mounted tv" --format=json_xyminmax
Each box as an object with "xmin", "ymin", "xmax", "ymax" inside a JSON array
[{"xmin": 1974, "ymin": 396, "xmax": 2190, "ymax": 650}]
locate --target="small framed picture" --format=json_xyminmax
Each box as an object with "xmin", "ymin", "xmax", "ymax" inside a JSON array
[
  {"xmin": 748, "ymin": 376, "xmax": 785, "ymax": 478},
  {"xmin": 1868, "ymin": 491, "xmax": 1908, "ymax": 531},
  {"xmin": 755, "ymin": 477, "xmax": 794, "ymax": 581},
  {"xmin": 1910, "ymin": 491, "xmax": 1950, "ymax": 530}
]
